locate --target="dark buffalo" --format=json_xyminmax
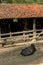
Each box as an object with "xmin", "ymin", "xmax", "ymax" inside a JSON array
[{"xmin": 20, "ymin": 44, "xmax": 36, "ymax": 56}]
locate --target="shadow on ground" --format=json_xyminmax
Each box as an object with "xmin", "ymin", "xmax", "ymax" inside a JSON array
[{"xmin": 0, "ymin": 43, "xmax": 43, "ymax": 65}]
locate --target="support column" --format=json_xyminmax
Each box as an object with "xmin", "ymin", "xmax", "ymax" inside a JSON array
[
  {"xmin": 24, "ymin": 19, "xmax": 27, "ymax": 31},
  {"xmin": 9, "ymin": 24, "xmax": 12, "ymax": 38},
  {"xmin": 0, "ymin": 26, "xmax": 1, "ymax": 42},
  {"xmin": 33, "ymin": 18, "xmax": 36, "ymax": 43}
]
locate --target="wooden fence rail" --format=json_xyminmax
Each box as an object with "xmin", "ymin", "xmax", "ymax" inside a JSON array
[
  {"xmin": 0, "ymin": 29, "xmax": 43, "ymax": 36},
  {"xmin": 0, "ymin": 29, "xmax": 43, "ymax": 46}
]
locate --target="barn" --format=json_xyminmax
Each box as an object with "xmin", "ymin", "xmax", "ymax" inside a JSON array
[{"xmin": 0, "ymin": 4, "xmax": 43, "ymax": 46}]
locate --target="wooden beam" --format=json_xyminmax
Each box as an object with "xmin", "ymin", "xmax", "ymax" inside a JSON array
[
  {"xmin": 0, "ymin": 27, "xmax": 1, "ymax": 42},
  {"xmin": 24, "ymin": 19, "xmax": 27, "ymax": 31},
  {"xmin": 9, "ymin": 24, "xmax": 12, "ymax": 37},
  {"xmin": 33, "ymin": 18, "xmax": 36, "ymax": 43}
]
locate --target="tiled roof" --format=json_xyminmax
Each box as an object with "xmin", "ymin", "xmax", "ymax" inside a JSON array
[{"xmin": 0, "ymin": 4, "xmax": 43, "ymax": 19}]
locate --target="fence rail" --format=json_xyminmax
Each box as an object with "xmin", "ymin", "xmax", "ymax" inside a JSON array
[
  {"xmin": 0, "ymin": 29, "xmax": 43, "ymax": 36},
  {"xmin": 0, "ymin": 29, "xmax": 43, "ymax": 46}
]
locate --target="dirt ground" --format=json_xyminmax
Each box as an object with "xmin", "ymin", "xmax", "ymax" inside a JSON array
[{"xmin": 0, "ymin": 43, "xmax": 43, "ymax": 65}]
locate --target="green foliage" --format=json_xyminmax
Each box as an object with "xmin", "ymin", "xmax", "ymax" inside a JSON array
[
  {"xmin": 4, "ymin": 0, "xmax": 14, "ymax": 3},
  {"xmin": 13, "ymin": 19, "xmax": 18, "ymax": 22},
  {"xmin": 5, "ymin": 0, "xmax": 26, "ymax": 3},
  {"xmin": 0, "ymin": 0, "xmax": 43, "ymax": 4}
]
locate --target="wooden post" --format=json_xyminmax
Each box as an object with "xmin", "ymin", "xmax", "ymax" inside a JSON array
[
  {"xmin": 10, "ymin": 32, "xmax": 12, "ymax": 38},
  {"xmin": 9, "ymin": 24, "xmax": 12, "ymax": 38},
  {"xmin": 33, "ymin": 18, "xmax": 36, "ymax": 43},
  {"xmin": 23, "ymin": 31, "xmax": 26, "ymax": 42},
  {"xmin": 24, "ymin": 19, "xmax": 27, "ymax": 31},
  {"xmin": 0, "ymin": 26, "xmax": 1, "ymax": 42}
]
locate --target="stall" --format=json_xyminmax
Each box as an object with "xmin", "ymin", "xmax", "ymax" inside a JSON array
[{"xmin": 0, "ymin": 4, "xmax": 43, "ymax": 46}]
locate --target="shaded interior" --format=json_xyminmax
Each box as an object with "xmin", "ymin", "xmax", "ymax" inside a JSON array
[{"xmin": 0, "ymin": 18, "xmax": 43, "ymax": 34}]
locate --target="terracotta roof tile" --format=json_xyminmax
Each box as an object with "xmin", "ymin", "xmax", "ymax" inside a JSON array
[{"xmin": 0, "ymin": 4, "xmax": 43, "ymax": 19}]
